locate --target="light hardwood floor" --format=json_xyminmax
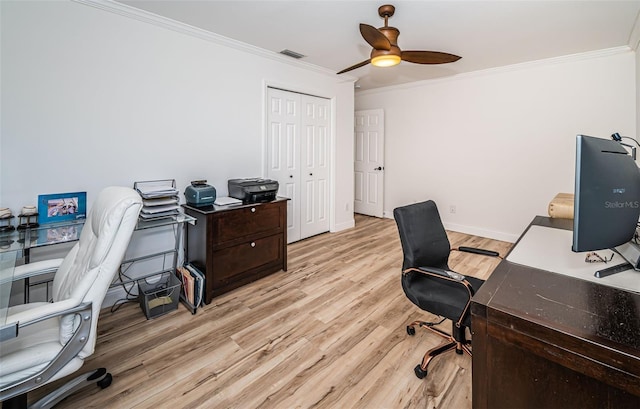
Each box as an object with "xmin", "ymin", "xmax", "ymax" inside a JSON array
[{"xmin": 34, "ymin": 214, "xmax": 512, "ymax": 409}]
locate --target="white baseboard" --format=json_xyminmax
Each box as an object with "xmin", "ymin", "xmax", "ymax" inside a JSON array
[
  {"xmin": 382, "ymin": 212, "xmax": 518, "ymax": 243},
  {"xmin": 332, "ymin": 218, "xmax": 355, "ymax": 232},
  {"xmin": 443, "ymin": 222, "xmax": 519, "ymax": 243}
]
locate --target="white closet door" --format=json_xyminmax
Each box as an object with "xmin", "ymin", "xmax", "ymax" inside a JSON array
[
  {"xmin": 267, "ymin": 88, "xmax": 301, "ymax": 243},
  {"xmin": 300, "ymin": 95, "xmax": 330, "ymax": 239},
  {"xmin": 267, "ymin": 88, "xmax": 330, "ymax": 243}
]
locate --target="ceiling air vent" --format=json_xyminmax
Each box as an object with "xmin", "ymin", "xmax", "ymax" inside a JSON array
[{"xmin": 279, "ymin": 49, "xmax": 305, "ymax": 59}]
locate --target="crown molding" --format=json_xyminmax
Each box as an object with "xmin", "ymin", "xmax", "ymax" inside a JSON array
[
  {"xmin": 629, "ymin": 8, "xmax": 640, "ymax": 51},
  {"xmin": 72, "ymin": 0, "xmax": 356, "ymax": 83},
  {"xmin": 357, "ymin": 46, "xmax": 633, "ymax": 96}
]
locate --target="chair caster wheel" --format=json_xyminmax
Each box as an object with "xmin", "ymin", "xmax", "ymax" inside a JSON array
[
  {"xmin": 414, "ymin": 364, "xmax": 427, "ymax": 379},
  {"xmin": 407, "ymin": 326, "xmax": 415, "ymax": 336},
  {"xmin": 97, "ymin": 373, "xmax": 112, "ymax": 389}
]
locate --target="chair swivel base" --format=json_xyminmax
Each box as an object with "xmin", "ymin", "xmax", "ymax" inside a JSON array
[
  {"xmin": 407, "ymin": 320, "xmax": 472, "ymax": 379},
  {"xmin": 3, "ymin": 368, "xmax": 112, "ymax": 409}
]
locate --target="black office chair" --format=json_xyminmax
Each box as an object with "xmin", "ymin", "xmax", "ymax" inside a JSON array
[{"xmin": 393, "ymin": 200, "xmax": 500, "ymax": 379}]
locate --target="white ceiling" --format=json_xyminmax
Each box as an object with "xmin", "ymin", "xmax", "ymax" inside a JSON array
[{"xmin": 117, "ymin": 0, "xmax": 640, "ymax": 91}]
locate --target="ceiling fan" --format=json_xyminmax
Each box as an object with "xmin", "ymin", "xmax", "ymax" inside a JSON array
[{"xmin": 337, "ymin": 4, "xmax": 461, "ymax": 75}]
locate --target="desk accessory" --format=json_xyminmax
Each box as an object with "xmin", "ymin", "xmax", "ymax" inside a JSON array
[
  {"xmin": 134, "ymin": 179, "xmax": 180, "ymax": 220},
  {"xmin": 138, "ymin": 272, "xmax": 181, "ymax": 319},
  {"xmin": 548, "ymin": 193, "xmax": 574, "ymax": 219},
  {"xmin": 37, "ymin": 192, "xmax": 86, "ymax": 225},
  {"xmin": 184, "ymin": 180, "xmax": 216, "ymax": 207},
  {"xmin": 17, "ymin": 209, "xmax": 39, "ymax": 230},
  {"xmin": 214, "ymin": 196, "xmax": 242, "ymax": 206},
  {"xmin": 0, "ymin": 208, "xmax": 15, "ymax": 232}
]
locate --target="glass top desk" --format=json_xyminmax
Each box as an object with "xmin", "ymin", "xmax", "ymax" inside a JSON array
[
  {"xmin": 0, "ymin": 220, "xmax": 86, "ymax": 304},
  {"xmin": 0, "ymin": 220, "xmax": 85, "ymax": 262},
  {"xmin": 0, "ymin": 213, "xmax": 195, "ymax": 304}
]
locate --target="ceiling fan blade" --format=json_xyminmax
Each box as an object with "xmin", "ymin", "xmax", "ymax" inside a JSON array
[
  {"xmin": 337, "ymin": 59, "xmax": 371, "ymax": 75},
  {"xmin": 401, "ymin": 51, "xmax": 461, "ymax": 64},
  {"xmin": 359, "ymin": 23, "xmax": 391, "ymax": 51}
]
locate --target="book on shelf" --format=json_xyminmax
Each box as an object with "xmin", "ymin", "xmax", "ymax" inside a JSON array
[
  {"xmin": 177, "ymin": 266, "xmax": 195, "ymax": 305},
  {"xmin": 177, "ymin": 263, "xmax": 205, "ymax": 307},
  {"xmin": 185, "ymin": 264, "xmax": 205, "ymax": 307}
]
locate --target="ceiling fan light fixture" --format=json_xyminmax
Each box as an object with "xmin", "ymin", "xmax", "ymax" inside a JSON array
[
  {"xmin": 337, "ymin": 4, "xmax": 461, "ymax": 75},
  {"xmin": 371, "ymin": 54, "xmax": 401, "ymax": 67}
]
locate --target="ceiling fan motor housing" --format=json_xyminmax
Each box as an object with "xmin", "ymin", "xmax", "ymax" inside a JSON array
[{"xmin": 370, "ymin": 26, "xmax": 401, "ymax": 66}]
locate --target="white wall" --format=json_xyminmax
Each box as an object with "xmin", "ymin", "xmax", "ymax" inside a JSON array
[
  {"xmin": 356, "ymin": 49, "xmax": 636, "ymax": 242},
  {"xmin": 1, "ymin": 1, "xmax": 355, "ymax": 304},
  {"xmin": 636, "ymin": 39, "xmax": 640, "ymax": 135}
]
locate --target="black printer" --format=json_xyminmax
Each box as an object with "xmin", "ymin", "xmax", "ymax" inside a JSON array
[{"xmin": 228, "ymin": 178, "xmax": 279, "ymax": 204}]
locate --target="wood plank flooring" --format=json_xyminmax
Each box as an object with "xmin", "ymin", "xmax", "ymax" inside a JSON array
[{"xmin": 32, "ymin": 214, "xmax": 512, "ymax": 409}]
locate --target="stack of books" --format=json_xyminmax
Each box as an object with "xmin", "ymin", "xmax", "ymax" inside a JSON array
[
  {"xmin": 134, "ymin": 180, "xmax": 180, "ymax": 220},
  {"xmin": 176, "ymin": 263, "xmax": 205, "ymax": 307}
]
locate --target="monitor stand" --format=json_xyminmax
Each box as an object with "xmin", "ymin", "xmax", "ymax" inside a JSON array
[
  {"xmin": 596, "ymin": 241, "xmax": 640, "ymax": 278},
  {"xmin": 614, "ymin": 241, "xmax": 640, "ymax": 269},
  {"xmin": 594, "ymin": 262, "xmax": 633, "ymax": 278}
]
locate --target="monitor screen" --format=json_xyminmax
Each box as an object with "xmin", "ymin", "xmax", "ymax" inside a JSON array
[{"xmin": 572, "ymin": 134, "xmax": 640, "ymax": 252}]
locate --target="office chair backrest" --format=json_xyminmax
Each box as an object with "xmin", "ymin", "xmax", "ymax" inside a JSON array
[
  {"xmin": 393, "ymin": 200, "xmax": 451, "ymax": 271},
  {"xmin": 51, "ymin": 186, "xmax": 142, "ymax": 356}
]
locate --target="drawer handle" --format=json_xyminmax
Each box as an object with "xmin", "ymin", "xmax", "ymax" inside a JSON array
[
  {"xmin": 251, "ymin": 208, "xmax": 256, "ymax": 213},
  {"xmin": 250, "ymin": 242, "xmax": 256, "ymax": 248}
]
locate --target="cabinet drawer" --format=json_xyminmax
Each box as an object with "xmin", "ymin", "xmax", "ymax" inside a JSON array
[
  {"xmin": 212, "ymin": 234, "xmax": 283, "ymax": 286},
  {"xmin": 213, "ymin": 204, "xmax": 283, "ymax": 245}
]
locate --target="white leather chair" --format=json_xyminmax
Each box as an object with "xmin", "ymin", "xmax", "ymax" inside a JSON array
[{"xmin": 0, "ymin": 186, "xmax": 142, "ymax": 409}]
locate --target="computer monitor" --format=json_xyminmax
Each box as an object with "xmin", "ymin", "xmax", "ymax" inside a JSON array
[{"xmin": 572, "ymin": 134, "xmax": 640, "ymax": 253}]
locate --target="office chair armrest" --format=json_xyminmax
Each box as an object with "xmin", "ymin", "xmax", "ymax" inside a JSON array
[
  {"xmin": 12, "ymin": 258, "xmax": 65, "ymax": 281},
  {"xmin": 4, "ymin": 298, "xmax": 82, "ymax": 329},
  {"xmin": 410, "ymin": 267, "xmax": 479, "ymax": 297},
  {"xmin": 454, "ymin": 246, "xmax": 501, "ymax": 258},
  {"xmin": 417, "ymin": 266, "xmax": 466, "ymax": 282},
  {"xmin": 0, "ymin": 302, "xmax": 94, "ymax": 403}
]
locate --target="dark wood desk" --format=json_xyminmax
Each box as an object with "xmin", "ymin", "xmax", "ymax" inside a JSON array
[{"xmin": 471, "ymin": 216, "xmax": 640, "ymax": 409}]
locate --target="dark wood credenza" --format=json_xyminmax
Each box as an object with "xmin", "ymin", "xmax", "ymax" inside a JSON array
[
  {"xmin": 471, "ymin": 216, "xmax": 640, "ymax": 409},
  {"xmin": 183, "ymin": 198, "xmax": 287, "ymax": 304}
]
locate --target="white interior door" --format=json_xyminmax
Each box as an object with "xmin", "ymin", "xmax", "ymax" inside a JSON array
[
  {"xmin": 267, "ymin": 87, "xmax": 330, "ymax": 243},
  {"xmin": 354, "ymin": 109, "xmax": 384, "ymax": 217},
  {"xmin": 267, "ymin": 88, "xmax": 301, "ymax": 242},
  {"xmin": 300, "ymin": 96, "xmax": 330, "ymax": 239}
]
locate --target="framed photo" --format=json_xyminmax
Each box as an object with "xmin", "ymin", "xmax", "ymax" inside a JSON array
[{"xmin": 38, "ymin": 192, "xmax": 87, "ymax": 225}]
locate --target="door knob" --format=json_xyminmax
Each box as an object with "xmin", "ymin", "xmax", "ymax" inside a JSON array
[
  {"xmin": 309, "ymin": 173, "xmax": 313, "ymax": 176},
  {"xmin": 374, "ymin": 166, "xmax": 383, "ymax": 171}
]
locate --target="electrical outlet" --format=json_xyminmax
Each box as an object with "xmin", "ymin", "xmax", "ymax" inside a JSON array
[{"xmin": 449, "ymin": 205, "xmax": 456, "ymax": 214}]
